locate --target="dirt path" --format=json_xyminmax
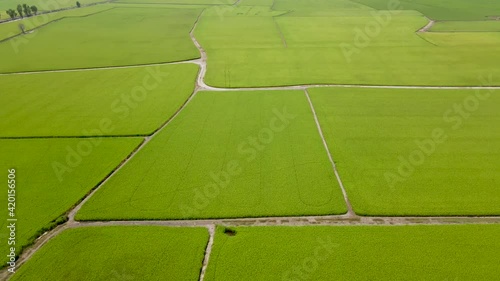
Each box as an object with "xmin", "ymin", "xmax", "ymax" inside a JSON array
[
  {"xmin": 418, "ymin": 17, "xmax": 436, "ymax": 32},
  {"xmin": 199, "ymin": 225, "xmax": 216, "ymax": 281}
]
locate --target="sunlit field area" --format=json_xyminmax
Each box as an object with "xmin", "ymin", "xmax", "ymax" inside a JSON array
[{"xmin": 1, "ymin": 0, "xmax": 498, "ymax": 279}]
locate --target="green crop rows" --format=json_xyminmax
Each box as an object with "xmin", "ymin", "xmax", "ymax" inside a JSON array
[
  {"xmin": 0, "ymin": 138, "xmax": 142, "ymax": 264},
  {"xmin": 309, "ymin": 87, "xmax": 500, "ymax": 216},
  {"xmin": 205, "ymin": 225, "xmax": 500, "ymax": 280},
  {"xmin": 76, "ymin": 90, "xmax": 347, "ymax": 220},
  {"xmin": 1, "ymin": 0, "xmax": 499, "ymax": 279},
  {"xmin": 0, "ymin": 64, "xmax": 198, "ymax": 137},
  {"xmin": 11, "ymin": 226, "xmax": 209, "ymax": 281}
]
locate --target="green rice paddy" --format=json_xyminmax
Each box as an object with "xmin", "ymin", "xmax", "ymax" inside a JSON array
[
  {"xmin": 205, "ymin": 225, "xmax": 500, "ymax": 280},
  {"xmin": 76, "ymin": 90, "xmax": 348, "ymax": 220},
  {"xmin": 11, "ymin": 226, "xmax": 209, "ymax": 281},
  {"xmin": 0, "ymin": 64, "xmax": 198, "ymax": 137},
  {"xmin": 308, "ymin": 87, "xmax": 500, "ymax": 216},
  {"xmin": 1, "ymin": 0, "xmax": 499, "ymax": 279},
  {"xmin": 0, "ymin": 138, "xmax": 142, "ymax": 264}
]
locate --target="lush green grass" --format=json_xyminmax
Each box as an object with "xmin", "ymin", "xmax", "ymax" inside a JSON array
[
  {"xmin": 76, "ymin": 90, "xmax": 347, "ymax": 220},
  {"xmin": 11, "ymin": 226, "xmax": 209, "ymax": 281},
  {"xmin": 205, "ymin": 225, "xmax": 500, "ymax": 280},
  {"xmin": 238, "ymin": 0, "xmax": 274, "ymax": 6},
  {"xmin": 420, "ymin": 31, "xmax": 500, "ymax": 46},
  {"xmin": 196, "ymin": 8, "xmax": 500, "ymax": 87},
  {"xmin": 0, "ymin": 138, "xmax": 142, "ymax": 264},
  {"xmin": 0, "ymin": 5, "xmax": 112, "ymax": 41},
  {"xmin": 273, "ymin": 0, "xmax": 371, "ymax": 17},
  {"xmin": 0, "ymin": 7, "xmax": 201, "ymax": 73},
  {"xmin": 354, "ymin": 0, "xmax": 500, "ymax": 20},
  {"xmin": 431, "ymin": 20, "xmax": 500, "ymax": 32},
  {"xmin": 203, "ymin": 5, "xmax": 287, "ymax": 17},
  {"xmin": 309, "ymin": 88, "xmax": 500, "ymax": 216},
  {"xmin": 115, "ymin": 0, "xmax": 236, "ymax": 4},
  {"xmin": 0, "ymin": 64, "xmax": 198, "ymax": 137}
]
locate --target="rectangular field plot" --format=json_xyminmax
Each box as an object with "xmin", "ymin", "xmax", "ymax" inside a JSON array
[
  {"xmin": 0, "ymin": 138, "xmax": 142, "ymax": 264},
  {"xmin": 309, "ymin": 88, "xmax": 500, "ymax": 216},
  {"xmin": 205, "ymin": 225, "xmax": 500, "ymax": 281},
  {"xmin": 115, "ymin": 0, "xmax": 236, "ymax": 3},
  {"xmin": 353, "ymin": 0, "xmax": 500, "ymax": 20},
  {"xmin": 11, "ymin": 226, "xmax": 209, "ymax": 281},
  {"xmin": 0, "ymin": 64, "xmax": 198, "ymax": 137},
  {"xmin": 76, "ymin": 90, "xmax": 348, "ymax": 220},
  {"xmin": 430, "ymin": 21, "xmax": 500, "ymax": 32},
  {"xmin": 196, "ymin": 6, "xmax": 500, "ymax": 87},
  {"xmin": 0, "ymin": 7, "xmax": 201, "ymax": 73}
]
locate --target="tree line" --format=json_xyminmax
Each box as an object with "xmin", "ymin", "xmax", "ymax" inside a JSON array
[
  {"xmin": 4, "ymin": 2, "xmax": 81, "ymax": 20},
  {"xmin": 5, "ymin": 4, "xmax": 38, "ymax": 19}
]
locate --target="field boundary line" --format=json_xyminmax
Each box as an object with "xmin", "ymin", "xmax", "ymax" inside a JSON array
[
  {"xmin": 199, "ymin": 225, "xmax": 215, "ymax": 281},
  {"xmin": 2, "ymin": 214, "xmax": 499, "ymax": 279},
  {"xmin": 417, "ymin": 16, "xmax": 436, "ymax": 32},
  {"xmin": 0, "ymin": 59, "xmax": 200, "ymax": 76},
  {"xmin": 273, "ymin": 17, "xmax": 287, "ymax": 47},
  {"xmin": 0, "ymin": 134, "xmax": 147, "ymax": 140},
  {"xmin": 71, "ymin": 216, "xmax": 500, "ymax": 226},
  {"xmin": 304, "ymin": 89, "xmax": 355, "ymax": 217}
]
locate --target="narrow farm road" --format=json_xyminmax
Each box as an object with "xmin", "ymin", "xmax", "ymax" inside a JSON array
[
  {"xmin": 418, "ymin": 17, "xmax": 436, "ymax": 32},
  {"xmin": 199, "ymin": 225, "xmax": 216, "ymax": 281}
]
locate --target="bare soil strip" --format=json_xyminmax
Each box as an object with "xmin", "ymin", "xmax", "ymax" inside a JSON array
[
  {"xmin": 199, "ymin": 225, "xmax": 215, "ymax": 281},
  {"xmin": 418, "ymin": 17, "xmax": 436, "ymax": 32},
  {"xmin": 304, "ymin": 89, "xmax": 355, "ymax": 217}
]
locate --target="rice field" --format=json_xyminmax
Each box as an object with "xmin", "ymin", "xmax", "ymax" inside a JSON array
[
  {"xmin": 0, "ymin": 7, "xmax": 202, "ymax": 73},
  {"xmin": 431, "ymin": 21, "xmax": 500, "ymax": 32},
  {"xmin": 10, "ymin": 226, "xmax": 209, "ymax": 281},
  {"xmin": 1, "ymin": 0, "xmax": 499, "ymax": 279},
  {"xmin": 308, "ymin": 87, "xmax": 500, "ymax": 216},
  {"xmin": 354, "ymin": 0, "xmax": 500, "ymax": 20},
  {"xmin": 196, "ymin": 7, "xmax": 500, "ymax": 87},
  {"xmin": 76, "ymin": 90, "xmax": 348, "ymax": 220},
  {"xmin": 205, "ymin": 225, "xmax": 500, "ymax": 280},
  {"xmin": 0, "ymin": 64, "xmax": 198, "ymax": 137},
  {"xmin": 0, "ymin": 138, "xmax": 142, "ymax": 264}
]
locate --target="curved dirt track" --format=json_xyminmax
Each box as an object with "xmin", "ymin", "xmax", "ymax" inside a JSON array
[
  {"xmin": 418, "ymin": 17, "xmax": 436, "ymax": 32},
  {"xmin": 1, "ymin": 7, "xmax": 499, "ymax": 281}
]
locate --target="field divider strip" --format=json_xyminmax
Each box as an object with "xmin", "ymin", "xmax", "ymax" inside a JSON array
[
  {"xmin": 0, "ymin": 134, "xmax": 148, "ymax": 140},
  {"xmin": 304, "ymin": 89, "xmax": 355, "ymax": 217},
  {"xmin": 273, "ymin": 17, "xmax": 287, "ymax": 48},
  {"xmin": 2, "ymin": 214, "xmax": 499, "ymax": 278},
  {"xmin": 71, "ymin": 216, "xmax": 500, "ymax": 227},
  {"xmin": 199, "ymin": 225, "xmax": 215, "ymax": 281},
  {"xmin": 0, "ymin": 59, "xmax": 201, "ymax": 76}
]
